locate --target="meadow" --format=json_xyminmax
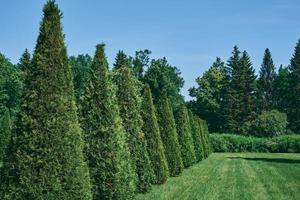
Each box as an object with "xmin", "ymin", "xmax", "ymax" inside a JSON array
[{"xmin": 136, "ymin": 153, "xmax": 300, "ymax": 200}]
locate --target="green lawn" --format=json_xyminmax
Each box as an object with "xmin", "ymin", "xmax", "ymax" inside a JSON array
[{"xmin": 136, "ymin": 153, "xmax": 300, "ymax": 200}]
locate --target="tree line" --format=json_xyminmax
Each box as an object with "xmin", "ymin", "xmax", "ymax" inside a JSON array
[
  {"xmin": 189, "ymin": 43, "xmax": 300, "ymax": 134},
  {"xmin": 0, "ymin": 1, "xmax": 211, "ymax": 199}
]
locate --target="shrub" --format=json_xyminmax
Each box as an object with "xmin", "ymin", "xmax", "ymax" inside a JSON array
[
  {"xmin": 79, "ymin": 44, "xmax": 136, "ymax": 199},
  {"xmin": 0, "ymin": 2, "xmax": 92, "ymax": 199},
  {"xmin": 157, "ymin": 95, "xmax": 183, "ymax": 177},
  {"xmin": 141, "ymin": 85, "xmax": 169, "ymax": 184},
  {"xmin": 210, "ymin": 133, "xmax": 300, "ymax": 153},
  {"xmin": 242, "ymin": 110, "xmax": 288, "ymax": 137},
  {"xmin": 113, "ymin": 51, "xmax": 153, "ymax": 193},
  {"xmin": 175, "ymin": 105, "xmax": 196, "ymax": 168}
]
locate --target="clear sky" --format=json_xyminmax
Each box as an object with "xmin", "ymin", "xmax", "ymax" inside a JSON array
[{"xmin": 1, "ymin": 0, "xmax": 300, "ymax": 99}]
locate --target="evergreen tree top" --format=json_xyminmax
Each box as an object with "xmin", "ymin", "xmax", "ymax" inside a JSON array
[
  {"xmin": 18, "ymin": 49, "xmax": 31, "ymax": 71},
  {"xmin": 114, "ymin": 50, "xmax": 129, "ymax": 69},
  {"xmin": 35, "ymin": 0, "xmax": 64, "ymax": 54},
  {"xmin": 290, "ymin": 39, "xmax": 300, "ymax": 71},
  {"xmin": 260, "ymin": 48, "xmax": 275, "ymax": 73},
  {"xmin": 92, "ymin": 43, "xmax": 108, "ymax": 70}
]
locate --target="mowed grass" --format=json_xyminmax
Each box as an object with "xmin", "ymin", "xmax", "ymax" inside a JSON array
[{"xmin": 136, "ymin": 153, "xmax": 300, "ymax": 200}]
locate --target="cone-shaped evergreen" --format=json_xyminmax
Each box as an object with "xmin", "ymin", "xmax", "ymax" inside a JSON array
[
  {"xmin": 157, "ymin": 94, "xmax": 183, "ymax": 176},
  {"xmin": 175, "ymin": 105, "xmax": 196, "ymax": 168},
  {"xmin": 113, "ymin": 51, "xmax": 153, "ymax": 193},
  {"xmin": 0, "ymin": 107, "xmax": 11, "ymax": 163},
  {"xmin": 18, "ymin": 49, "xmax": 31, "ymax": 72},
  {"xmin": 199, "ymin": 119, "xmax": 211, "ymax": 158},
  {"xmin": 141, "ymin": 84, "xmax": 169, "ymax": 184},
  {"xmin": 188, "ymin": 111, "xmax": 204, "ymax": 162},
  {"xmin": 288, "ymin": 40, "xmax": 300, "ymax": 133},
  {"xmin": 257, "ymin": 48, "xmax": 276, "ymax": 111},
  {"xmin": 0, "ymin": 1, "xmax": 92, "ymax": 199},
  {"xmin": 80, "ymin": 44, "xmax": 136, "ymax": 199}
]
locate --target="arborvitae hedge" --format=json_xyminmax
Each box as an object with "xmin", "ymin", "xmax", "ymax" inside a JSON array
[
  {"xmin": 203, "ymin": 121, "xmax": 212, "ymax": 155},
  {"xmin": 0, "ymin": 107, "xmax": 11, "ymax": 163},
  {"xmin": 188, "ymin": 111, "xmax": 204, "ymax": 162},
  {"xmin": 141, "ymin": 85, "xmax": 169, "ymax": 184},
  {"xmin": 113, "ymin": 51, "xmax": 153, "ymax": 193},
  {"xmin": 199, "ymin": 119, "xmax": 211, "ymax": 157},
  {"xmin": 175, "ymin": 105, "xmax": 196, "ymax": 168},
  {"xmin": 79, "ymin": 44, "xmax": 136, "ymax": 199},
  {"xmin": 0, "ymin": 1, "xmax": 92, "ymax": 199},
  {"xmin": 157, "ymin": 95, "xmax": 183, "ymax": 176}
]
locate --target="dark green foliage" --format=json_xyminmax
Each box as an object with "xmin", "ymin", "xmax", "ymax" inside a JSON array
[
  {"xmin": 274, "ymin": 65, "xmax": 289, "ymax": 113},
  {"xmin": 18, "ymin": 49, "xmax": 31, "ymax": 79},
  {"xmin": 113, "ymin": 51, "xmax": 153, "ymax": 193},
  {"xmin": 0, "ymin": 53, "xmax": 22, "ymax": 118},
  {"xmin": 69, "ymin": 54, "xmax": 92, "ymax": 102},
  {"xmin": 175, "ymin": 106, "xmax": 196, "ymax": 168},
  {"xmin": 157, "ymin": 95, "xmax": 183, "ymax": 176},
  {"xmin": 144, "ymin": 58, "xmax": 184, "ymax": 110},
  {"xmin": 210, "ymin": 133, "xmax": 300, "ymax": 153},
  {"xmin": 257, "ymin": 48, "xmax": 276, "ymax": 111},
  {"xmin": 141, "ymin": 85, "xmax": 169, "ymax": 184},
  {"xmin": 223, "ymin": 47, "xmax": 257, "ymax": 133},
  {"xmin": 188, "ymin": 111, "xmax": 204, "ymax": 162},
  {"xmin": 288, "ymin": 40, "xmax": 300, "ymax": 133},
  {"xmin": 198, "ymin": 119, "xmax": 211, "ymax": 158},
  {"xmin": 189, "ymin": 57, "xmax": 226, "ymax": 132},
  {"xmin": 80, "ymin": 44, "xmax": 136, "ymax": 199},
  {"xmin": 132, "ymin": 50, "xmax": 151, "ymax": 80},
  {"xmin": 0, "ymin": 1, "xmax": 92, "ymax": 199},
  {"xmin": 241, "ymin": 110, "xmax": 288, "ymax": 137},
  {"xmin": 0, "ymin": 107, "xmax": 11, "ymax": 162}
]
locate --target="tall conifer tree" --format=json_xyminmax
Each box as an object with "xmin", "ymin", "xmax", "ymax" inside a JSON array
[
  {"xmin": 141, "ymin": 84, "xmax": 169, "ymax": 184},
  {"xmin": 113, "ymin": 51, "xmax": 153, "ymax": 193},
  {"xmin": 258, "ymin": 48, "xmax": 276, "ymax": 111},
  {"xmin": 288, "ymin": 40, "xmax": 300, "ymax": 133},
  {"xmin": 0, "ymin": 1, "xmax": 92, "ymax": 199},
  {"xmin": 80, "ymin": 44, "xmax": 136, "ymax": 199},
  {"xmin": 175, "ymin": 105, "xmax": 196, "ymax": 168},
  {"xmin": 157, "ymin": 95, "xmax": 183, "ymax": 176},
  {"xmin": 223, "ymin": 47, "xmax": 256, "ymax": 133}
]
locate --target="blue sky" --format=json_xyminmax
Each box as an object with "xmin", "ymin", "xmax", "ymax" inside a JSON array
[{"xmin": 1, "ymin": 0, "xmax": 300, "ymax": 99}]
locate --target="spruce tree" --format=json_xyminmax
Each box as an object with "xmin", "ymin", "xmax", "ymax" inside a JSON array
[
  {"xmin": 0, "ymin": 107, "xmax": 11, "ymax": 163},
  {"xmin": 0, "ymin": 1, "xmax": 92, "ymax": 199},
  {"xmin": 288, "ymin": 40, "xmax": 300, "ymax": 133},
  {"xmin": 258, "ymin": 48, "xmax": 276, "ymax": 112},
  {"xmin": 188, "ymin": 111, "xmax": 204, "ymax": 162},
  {"xmin": 141, "ymin": 84, "xmax": 169, "ymax": 184},
  {"xmin": 79, "ymin": 44, "xmax": 136, "ymax": 199},
  {"xmin": 113, "ymin": 51, "xmax": 153, "ymax": 193},
  {"xmin": 223, "ymin": 47, "xmax": 257, "ymax": 133},
  {"xmin": 175, "ymin": 105, "xmax": 196, "ymax": 168},
  {"xmin": 157, "ymin": 94, "xmax": 183, "ymax": 176}
]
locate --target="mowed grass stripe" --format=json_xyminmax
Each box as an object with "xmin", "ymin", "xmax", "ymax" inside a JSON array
[
  {"xmin": 249, "ymin": 155, "xmax": 300, "ymax": 200},
  {"xmin": 236, "ymin": 156, "xmax": 269, "ymax": 200},
  {"xmin": 135, "ymin": 153, "xmax": 300, "ymax": 200}
]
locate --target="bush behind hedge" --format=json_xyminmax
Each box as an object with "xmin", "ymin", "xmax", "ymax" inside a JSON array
[{"xmin": 210, "ymin": 133, "xmax": 300, "ymax": 153}]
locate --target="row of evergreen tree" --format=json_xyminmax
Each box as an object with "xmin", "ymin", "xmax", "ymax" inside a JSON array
[
  {"xmin": 0, "ymin": 1, "xmax": 211, "ymax": 199},
  {"xmin": 189, "ymin": 43, "xmax": 300, "ymax": 134}
]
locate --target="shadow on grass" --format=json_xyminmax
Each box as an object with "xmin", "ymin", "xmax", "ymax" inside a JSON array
[{"xmin": 227, "ymin": 157, "xmax": 300, "ymax": 164}]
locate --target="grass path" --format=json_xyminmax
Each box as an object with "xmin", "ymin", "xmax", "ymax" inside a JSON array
[{"xmin": 135, "ymin": 153, "xmax": 300, "ymax": 200}]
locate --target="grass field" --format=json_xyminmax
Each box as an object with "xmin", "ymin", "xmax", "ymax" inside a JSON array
[{"xmin": 135, "ymin": 153, "xmax": 300, "ymax": 200}]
